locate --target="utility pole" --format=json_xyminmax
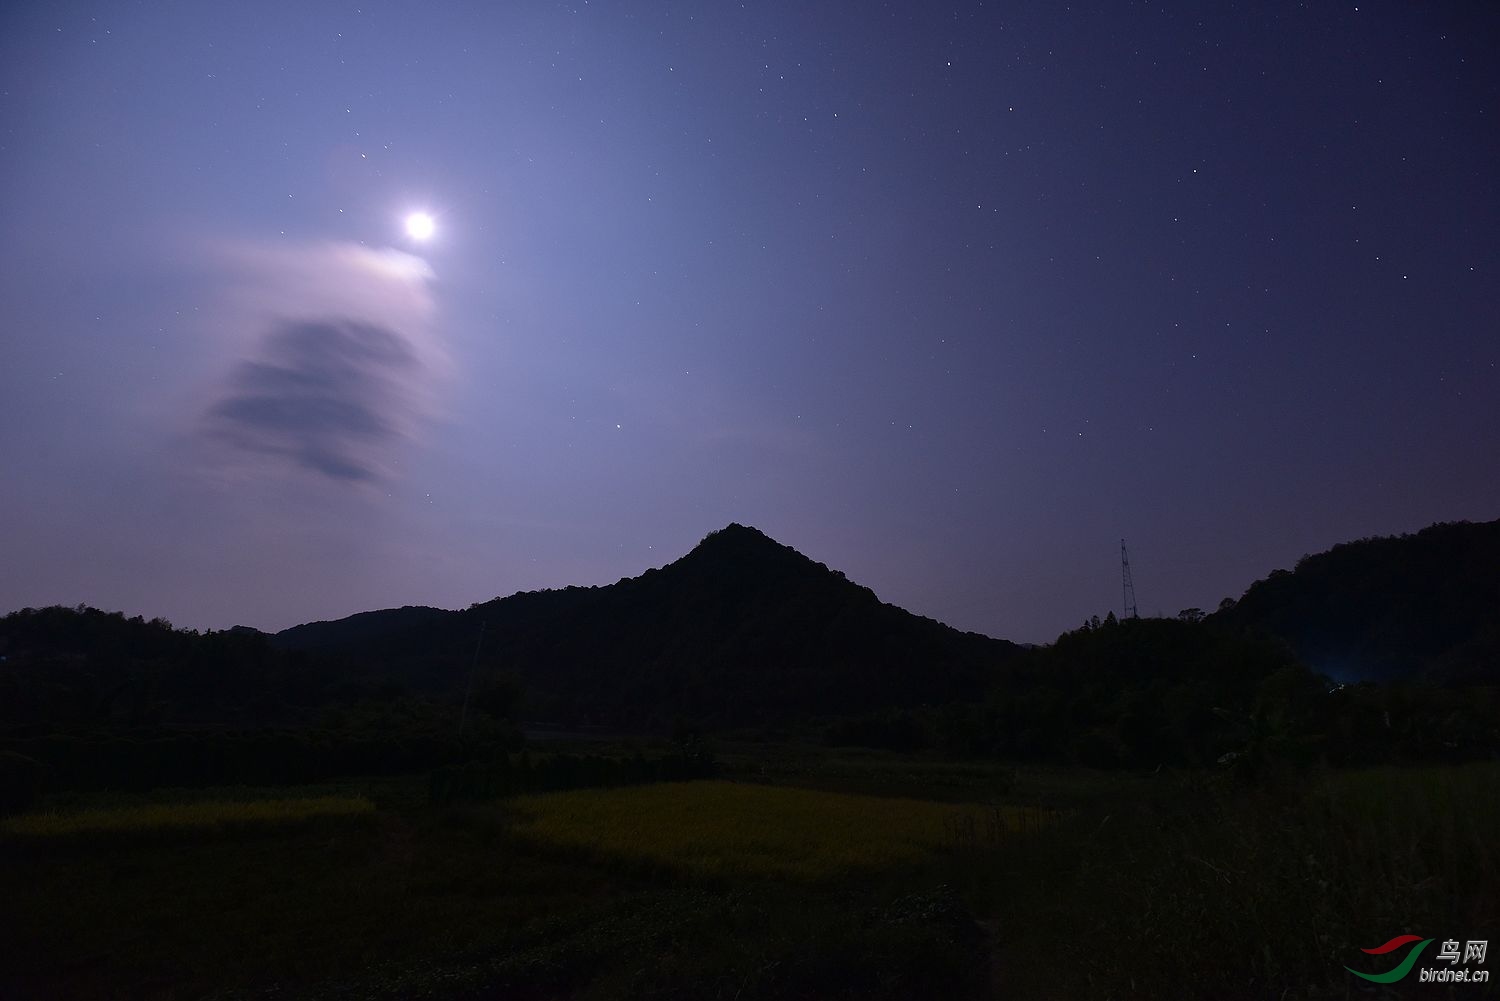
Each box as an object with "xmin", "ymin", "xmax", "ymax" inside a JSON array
[
  {"xmin": 1120, "ymin": 539, "xmax": 1139, "ymax": 619},
  {"xmin": 458, "ymin": 620, "xmax": 487, "ymax": 741}
]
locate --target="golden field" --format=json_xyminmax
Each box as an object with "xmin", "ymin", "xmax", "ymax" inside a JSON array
[
  {"xmin": 508, "ymin": 779, "xmax": 1048, "ymax": 879},
  {"xmin": 1, "ymin": 795, "xmax": 375, "ymax": 838}
]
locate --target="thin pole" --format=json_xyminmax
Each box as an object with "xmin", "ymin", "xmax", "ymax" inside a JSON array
[{"xmin": 458, "ymin": 620, "xmax": 487, "ymax": 740}]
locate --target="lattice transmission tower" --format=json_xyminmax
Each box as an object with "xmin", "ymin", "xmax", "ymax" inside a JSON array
[{"xmin": 1120, "ymin": 539, "xmax": 1139, "ymax": 619}]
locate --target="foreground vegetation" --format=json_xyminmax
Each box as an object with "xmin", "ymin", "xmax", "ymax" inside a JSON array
[
  {"xmin": 988, "ymin": 762, "xmax": 1499, "ymax": 996},
  {"xmin": 1, "ymin": 795, "xmax": 373, "ymax": 839},
  {"xmin": 4, "ymin": 524, "xmax": 1494, "ymax": 995},
  {"xmin": 2, "ymin": 753, "xmax": 1494, "ymax": 999},
  {"xmin": 508, "ymin": 781, "xmax": 1052, "ymax": 880}
]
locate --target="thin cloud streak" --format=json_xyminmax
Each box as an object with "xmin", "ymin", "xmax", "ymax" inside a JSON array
[
  {"xmin": 207, "ymin": 319, "xmax": 416, "ymax": 481},
  {"xmin": 196, "ymin": 241, "xmax": 446, "ymax": 484}
]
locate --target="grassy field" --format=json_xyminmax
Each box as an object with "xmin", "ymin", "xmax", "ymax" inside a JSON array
[
  {"xmin": 1, "ymin": 795, "xmax": 373, "ymax": 838},
  {"xmin": 1, "ymin": 756, "xmax": 1495, "ymax": 999},
  {"xmin": 507, "ymin": 780, "xmax": 1055, "ymax": 880},
  {"xmin": 976, "ymin": 761, "xmax": 1500, "ymax": 997}
]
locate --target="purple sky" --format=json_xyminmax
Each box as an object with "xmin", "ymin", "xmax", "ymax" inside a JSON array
[{"xmin": 2, "ymin": 2, "xmax": 1496, "ymax": 644}]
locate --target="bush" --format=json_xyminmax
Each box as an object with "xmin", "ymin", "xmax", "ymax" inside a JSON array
[
  {"xmin": 427, "ymin": 749, "xmax": 718, "ymax": 806},
  {"xmin": 0, "ymin": 751, "xmax": 45, "ymax": 815},
  {"xmin": 825, "ymin": 710, "xmax": 931, "ymax": 752}
]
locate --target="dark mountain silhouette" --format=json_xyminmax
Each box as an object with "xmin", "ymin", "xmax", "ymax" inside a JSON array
[
  {"xmin": 272, "ymin": 524, "xmax": 1020, "ymax": 726},
  {"xmin": 273, "ymin": 605, "xmax": 449, "ymax": 652},
  {"xmin": 0, "ymin": 605, "xmax": 338, "ymax": 728},
  {"xmin": 7, "ymin": 518, "xmax": 1496, "ymax": 742},
  {"xmin": 1212, "ymin": 518, "xmax": 1500, "ymax": 684},
  {"xmin": 6, "ymin": 518, "xmax": 1499, "ymax": 796}
]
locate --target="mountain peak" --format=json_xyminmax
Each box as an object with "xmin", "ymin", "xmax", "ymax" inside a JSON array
[
  {"xmin": 261, "ymin": 520, "xmax": 1018, "ymax": 725},
  {"xmin": 694, "ymin": 522, "xmax": 778, "ymax": 550},
  {"xmin": 679, "ymin": 524, "xmax": 817, "ymax": 575}
]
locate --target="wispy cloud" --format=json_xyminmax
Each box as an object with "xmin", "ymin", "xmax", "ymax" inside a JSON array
[
  {"xmin": 198, "ymin": 241, "xmax": 445, "ymax": 484},
  {"xmin": 207, "ymin": 319, "xmax": 417, "ymax": 481}
]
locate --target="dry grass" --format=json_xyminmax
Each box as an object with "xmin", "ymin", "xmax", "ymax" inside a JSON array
[
  {"xmin": 508, "ymin": 779, "xmax": 1050, "ymax": 880},
  {"xmin": 1, "ymin": 795, "xmax": 374, "ymax": 839}
]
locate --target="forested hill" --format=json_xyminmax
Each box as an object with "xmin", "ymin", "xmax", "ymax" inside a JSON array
[
  {"xmin": 0, "ymin": 606, "xmax": 342, "ymax": 728},
  {"xmin": 273, "ymin": 524, "xmax": 1020, "ymax": 726},
  {"xmin": 9, "ymin": 518, "xmax": 1496, "ymax": 737},
  {"xmin": 272, "ymin": 606, "xmax": 450, "ymax": 653},
  {"xmin": 1212, "ymin": 518, "xmax": 1500, "ymax": 684}
]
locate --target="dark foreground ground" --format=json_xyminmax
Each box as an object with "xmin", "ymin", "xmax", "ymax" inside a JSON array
[{"xmin": 2, "ymin": 744, "xmax": 1495, "ymax": 1000}]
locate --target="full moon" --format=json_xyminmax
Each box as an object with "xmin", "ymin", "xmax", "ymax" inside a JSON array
[{"xmin": 404, "ymin": 212, "xmax": 435, "ymax": 241}]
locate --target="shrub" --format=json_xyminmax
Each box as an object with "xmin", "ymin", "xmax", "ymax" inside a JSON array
[{"xmin": 0, "ymin": 751, "xmax": 45, "ymax": 815}]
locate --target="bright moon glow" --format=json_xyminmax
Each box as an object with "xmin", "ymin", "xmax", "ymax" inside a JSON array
[{"xmin": 405, "ymin": 212, "xmax": 435, "ymax": 241}]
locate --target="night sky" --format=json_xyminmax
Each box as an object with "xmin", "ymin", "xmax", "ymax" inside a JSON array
[{"xmin": 2, "ymin": 2, "xmax": 1496, "ymax": 644}]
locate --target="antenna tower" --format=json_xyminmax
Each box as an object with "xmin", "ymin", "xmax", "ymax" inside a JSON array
[{"xmin": 1120, "ymin": 539, "xmax": 1138, "ymax": 619}]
